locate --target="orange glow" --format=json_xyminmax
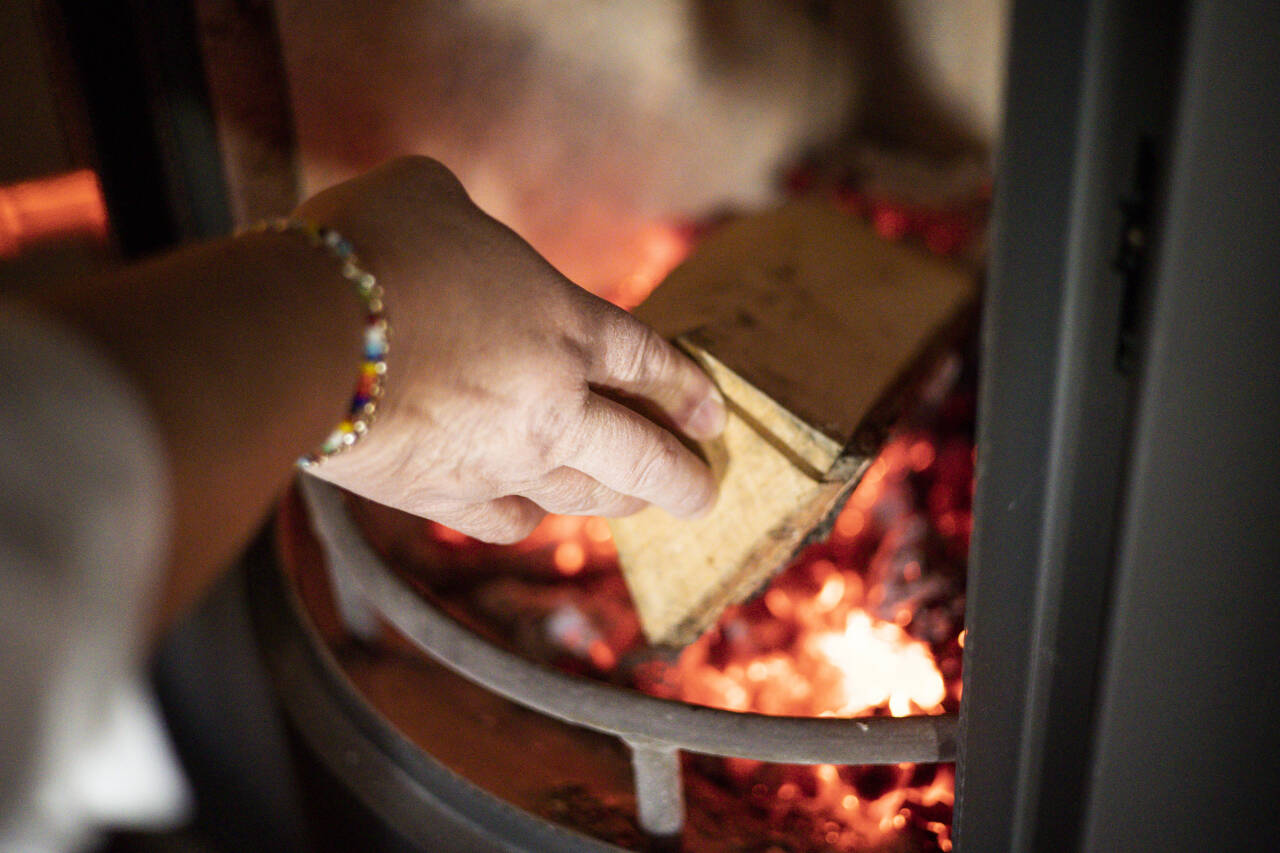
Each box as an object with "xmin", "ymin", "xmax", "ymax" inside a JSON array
[
  {"xmin": 814, "ymin": 568, "xmax": 845, "ymax": 611},
  {"xmin": 584, "ymin": 517, "xmax": 613, "ymax": 543},
  {"xmin": 419, "ymin": 427, "xmax": 969, "ymax": 850},
  {"xmin": 553, "ymin": 541, "xmax": 586, "ymax": 575},
  {"xmin": 910, "ymin": 438, "xmax": 937, "ymax": 471},
  {"xmin": 588, "ymin": 640, "xmax": 617, "ymax": 671},
  {"xmin": 834, "ymin": 508, "xmax": 865, "ymax": 539},
  {"xmin": 413, "ymin": 325, "xmax": 973, "ymax": 852},
  {"xmin": 430, "ymin": 522, "xmax": 471, "ymax": 545},
  {"xmin": 763, "ymin": 587, "xmax": 794, "ymax": 620},
  {"xmin": 612, "ymin": 222, "xmax": 692, "ymax": 309},
  {"xmin": 814, "ymin": 610, "xmax": 946, "ymax": 717},
  {"xmin": 627, "ymin": 429, "xmax": 968, "ymax": 850},
  {"xmin": 0, "ymin": 169, "xmax": 108, "ymax": 259}
]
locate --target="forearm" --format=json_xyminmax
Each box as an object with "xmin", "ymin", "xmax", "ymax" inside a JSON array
[
  {"xmin": 33, "ymin": 229, "xmax": 365, "ymax": 633},
  {"xmin": 16, "ymin": 156, "xmax": 724, "ymax": 638}
]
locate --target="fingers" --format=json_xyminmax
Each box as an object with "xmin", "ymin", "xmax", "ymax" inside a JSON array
[
  {"xmin": 429, "ymin": 496, "xmax": 547, "ymax": 544},
  {"xmin": 564, "ymin": 392, "xmax": 718, "ymax": 518},
  {"xmin": 518, "ymin": 467, "xmax": 649, "ymax": 517},
  {"xmin": 426, "ymin": 469, "xmax": 646, "ymax": 547},
  {"xmin": 584, "ymin": 302, "xmax": 726, "ymax": 441}
]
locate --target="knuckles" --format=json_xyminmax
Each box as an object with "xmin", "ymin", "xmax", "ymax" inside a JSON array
[
  {"xmin": 619, "ymin": 324, "xmax": 672, "ymax": 392},
  {"xmin": 441, "ymin": 498, "xmax": 544, "ymax": 545},
  {"xmin": 628, "ymin": 428, "xmax": 685, "ymax": 498},
  {"xmin": 522, "ymin": 382, "xmax": 593, "ymax": 467}
]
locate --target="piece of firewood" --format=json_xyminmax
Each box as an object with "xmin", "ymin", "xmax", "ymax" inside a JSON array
[{"xmin": 608, "ymin": 201, "xmax": 978, "ymax": 646}]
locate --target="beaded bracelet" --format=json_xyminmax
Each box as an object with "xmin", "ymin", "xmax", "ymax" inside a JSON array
[{"xmin": 243, "ymin": 217, "xmax": 389, "ymax": 467}]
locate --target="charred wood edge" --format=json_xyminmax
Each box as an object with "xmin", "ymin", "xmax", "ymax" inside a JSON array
[
  {"xmin": 668, "ymin": 291, "xmax": 981, "ymax": 498},
  {"xmin": 787, "ymin": 459, "xmax": 870, "ymax": 559},
  {"xmin": 672, "ymin": 291, "xmax": 983, "ymax": 482},
  {"xmin": 654, "ymin": 295, "xmax": 982, "ymax": 644},
  {"xmin": 296, "ymin": 473, "xmax": 958, "ymax": 768}
]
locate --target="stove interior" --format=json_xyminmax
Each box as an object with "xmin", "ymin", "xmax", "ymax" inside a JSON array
[{"xmin": 260, "ymin": 3, "xmax": 1003, "ymax": 850}]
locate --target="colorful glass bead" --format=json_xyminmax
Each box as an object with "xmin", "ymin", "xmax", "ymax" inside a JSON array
[{"xmin": 244, "ymin": 217, "xmax": 388, "ymax": 467}]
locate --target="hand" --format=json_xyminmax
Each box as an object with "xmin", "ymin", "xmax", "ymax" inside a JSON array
[{"xmin": 297, "ymin": 157, "xmax": 726, "ymax": 543}]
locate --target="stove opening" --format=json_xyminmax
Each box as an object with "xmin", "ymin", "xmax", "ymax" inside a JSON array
[{"xmin": 279, "ymin": 306, "xmax": 976, "ymax": 851}]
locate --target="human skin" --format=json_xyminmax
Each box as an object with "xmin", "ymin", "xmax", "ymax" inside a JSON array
[{"xmin": 35, "ymin": 156, "xmax": 725, "ymax": 634}]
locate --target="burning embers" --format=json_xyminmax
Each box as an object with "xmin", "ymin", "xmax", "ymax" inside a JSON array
[
  {"xmin": 358, "ymin": 347, "xmax": 974, "ymax": 852},
  {"xmin": 668, "ymin": 580, "xmax": 949, "ymax": 720},
  {"xmin": 632, "ymin": 364, "xmax": 971, "ymax": 852}
]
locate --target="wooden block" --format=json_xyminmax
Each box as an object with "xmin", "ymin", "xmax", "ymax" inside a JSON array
[{"xmin": 609, "ymin": 201, "xmax": 978, "ymax": 647}]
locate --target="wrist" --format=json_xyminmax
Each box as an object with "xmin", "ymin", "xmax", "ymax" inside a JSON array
[{"xmin": 242, "ymin": 218, "xmax": 391, "ymax": 466}]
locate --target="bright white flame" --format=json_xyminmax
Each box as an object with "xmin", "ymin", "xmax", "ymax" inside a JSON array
[{"xmin": 812, "ymin": 610, "xmax": 947, "ymax": 716}]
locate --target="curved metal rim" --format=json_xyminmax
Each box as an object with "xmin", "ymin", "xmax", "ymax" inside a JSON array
[
  {"xmin": 245, "ymin": 525, "xmax": 628, "ymax": 852},
  {"xmin": 300, "ymin": 475, "xmax": 957, "ymax": 766}
]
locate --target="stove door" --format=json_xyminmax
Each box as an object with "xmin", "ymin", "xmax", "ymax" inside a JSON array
[{"xmin": 958, "ymin": 1, "xmax": 1280, "ymax": 851}]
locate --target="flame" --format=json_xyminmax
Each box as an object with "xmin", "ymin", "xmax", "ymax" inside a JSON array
[
  {"xmin": 429, "ymin": 513, "xmax": 619, "ymax": 571},
  {"xmin": 664, "ymin": 435, "xmax": 960, "ymax": 720},
  {"xmin": 632, "ymin": 425, "xmax": 969, "ymax": 851},
  {"xmin": 672, "ymin": 559, "xmax": 947, "ymax": 723},
  {"xmin": 419, "ymin": 423, "xmax": 970, "ymax": 850},
  {"xmin": 813, "ymin": 610, "xmax": 946, "ymax": 717},
  {"xmin": 405, "ymin": 224, "xmax": 975, "ymax": 850}
]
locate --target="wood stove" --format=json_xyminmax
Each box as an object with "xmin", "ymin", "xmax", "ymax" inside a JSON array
[
  {"xmin": 34, "ymin": 0, "xmax": 1280, "ymax": 850},
  {"xmin": 250, "ymin": 466, "xmax": 962, "ymax": 850},
  {"xmin": 253, "ymin": 311, "xmax": 976, "ymax": 849}
]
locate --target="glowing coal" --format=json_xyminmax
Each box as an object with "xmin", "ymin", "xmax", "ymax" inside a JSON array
[{"xmin": 375, "ymin": 349, "xmax": 974, "ymax": 852}]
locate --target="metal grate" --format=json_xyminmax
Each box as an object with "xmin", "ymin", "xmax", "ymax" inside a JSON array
[{"xmin": 299, "ymin": 474, "xmax": 958, "ymax": 839}]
